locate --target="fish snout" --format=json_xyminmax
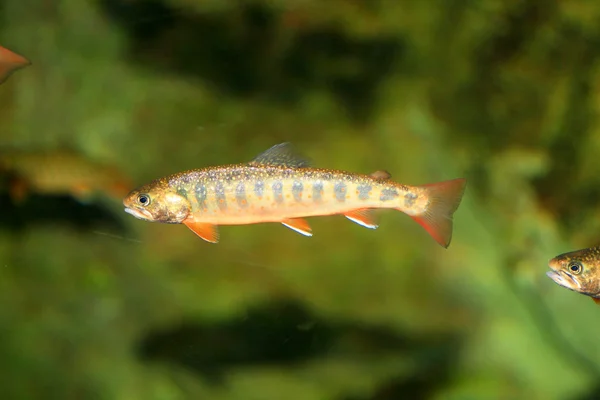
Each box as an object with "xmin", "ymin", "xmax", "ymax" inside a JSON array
[
  {"xmin": 124, "ymin": 207, "xmax": 153, "ymax": 221},
  {"xmin": 546, "ymin": 270, "xmax": 581, "ymax": 291}
]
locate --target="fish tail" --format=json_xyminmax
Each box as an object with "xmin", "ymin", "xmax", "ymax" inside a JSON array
[
  {"xmin": 405, "ymin": 178, "xmax": 467, "ymax": 248},
  {"xmin": 0, "ymin": 46, "xmax": 30, "ymax": 84}
]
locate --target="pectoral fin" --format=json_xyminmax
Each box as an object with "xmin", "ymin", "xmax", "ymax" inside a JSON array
[
  {"xmin": 281, "ymin": 218, "xmax": 313, "ymax": 236},
  {"xmin": 183, "ymin": 220, "xmax": 219, "ymax": 243}
]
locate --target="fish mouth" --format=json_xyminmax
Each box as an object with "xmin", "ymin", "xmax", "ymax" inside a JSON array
[
  {"xmin": 124, "ymin": 207, "xmax": 153, "ymax": 221},
  {"xmin": 546, "ymin": 270, "xmax": 581, "ymax": 291}
]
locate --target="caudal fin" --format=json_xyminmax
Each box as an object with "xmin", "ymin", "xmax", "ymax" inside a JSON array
[
  {"xmin": 0, "ymin": 46, "xmax": 30, "ymax": 84},
  {"xmin": 409, "ymin": 178, "xmax": 467, "ymax": 249}
]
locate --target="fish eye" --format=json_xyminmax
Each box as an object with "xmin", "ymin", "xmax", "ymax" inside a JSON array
[
  {"xmin": 568, "ymin": 261, "xmax": 583, "ymax": 275},
  {"xmin": 137, "ymin": 194, "xmax": 151, "ymax": 206}
]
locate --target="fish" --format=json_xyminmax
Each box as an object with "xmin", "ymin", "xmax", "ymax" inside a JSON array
[
  {"xmin": 547, "ymin": 246, "xmax": 600, "ymax": 305},
  {"xmin": 0, "ymin": 149, "xmax": 133, "ymax": 203},
  {"xmin": 122, "ymin": 143, "xmax": 467, "ymax": 247},
  {"xmin": 0, "ymin": 45, "xmax": 30, "ymax": 84}
]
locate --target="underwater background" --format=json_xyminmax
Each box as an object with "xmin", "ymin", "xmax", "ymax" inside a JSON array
[{"xmin": 1, "ymin": 1, "xmax": 599, "ymax": 399}]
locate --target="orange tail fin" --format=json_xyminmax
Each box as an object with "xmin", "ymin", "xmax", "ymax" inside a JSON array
[
  {"xmin": 0, "ymin": 45, "xmax": 31, "ymax": 84},
  {"xmin": 408, "ymin": 178, "xmax": 467, "ymax": 249}
]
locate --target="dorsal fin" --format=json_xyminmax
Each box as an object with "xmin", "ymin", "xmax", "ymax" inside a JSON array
[
  {"xmin": 248, "ymin": 142, "xmax": 311, "ymax": 168},
  {"xmin": 370, "ymin": 170, "xmax": 391, "ymax": 180}
]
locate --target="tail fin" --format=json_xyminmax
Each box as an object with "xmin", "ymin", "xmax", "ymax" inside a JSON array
[
  {"xmin": 0, "ymin": 46, "xmax": 31, "ymax": 84},
  {"xmin": 408, "ymin": 178, "xmax": 467, "ymax": 249}
]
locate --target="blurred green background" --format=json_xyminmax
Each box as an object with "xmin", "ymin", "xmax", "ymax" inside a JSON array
[{"xmin": 1, "ymin": 1, "xmax": 600, "ymax": 399}]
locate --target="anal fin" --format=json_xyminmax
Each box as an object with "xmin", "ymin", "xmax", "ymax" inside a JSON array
[
  {"xmin": 281, "ymin": 218, "xmax": 313, "ymax": 237},
  {"xmin": 592, "ymin": 297, "xmax": 600, "ymax": 306},
  {"xmin": 183, "ymin": 220, "xmax": 220, "ymax": 243},
  {"xmin": 344, "ymin": 209, "xmax": 378, "ymax": 229}
]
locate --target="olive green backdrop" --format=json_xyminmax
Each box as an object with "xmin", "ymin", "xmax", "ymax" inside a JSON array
[{"xmin": 0, "ymin": 1, "xmax": 597, "ymax": 399}]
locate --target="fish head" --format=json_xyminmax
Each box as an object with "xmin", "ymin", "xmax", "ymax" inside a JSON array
[
  {"xmin": 547, "ymin": 247, "xmax": 600, "ymax": 297},
  {"xmin": 122, "ymin": 179, "xmax": 191, "ymax": 224}
]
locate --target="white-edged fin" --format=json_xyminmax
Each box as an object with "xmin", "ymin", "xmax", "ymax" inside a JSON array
[
  {"xmin": 183, "ymin": 220, "xmax": 220, "ymax": 243},
  {"xmin": 249, "ymin": 142, "xmax": 311, "ymax": 168},
  {"xmin": 281, "ymin": 218, "xmax": 313, "ymax": 236},
  {"xmin": 344, "ymin": 209, "xmax": 378, "ymax": 229}
]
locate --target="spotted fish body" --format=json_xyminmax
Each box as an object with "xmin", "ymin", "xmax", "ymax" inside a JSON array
[
  {"xmin": 123, "ymin": 143, "xmax": 467, "ymax": 248},
  {"xmin": 169, "ymin": 167, "xmax": 424, "ymax": 224}
]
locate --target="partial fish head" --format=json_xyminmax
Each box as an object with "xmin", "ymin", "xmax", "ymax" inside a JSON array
[
  {"xmin": 122, "ymin": 178, "xmax": 191, "ymax": 224},
  {"xmin": 547, "ymin": 247, "xmax": 600, "ymax": 298}
]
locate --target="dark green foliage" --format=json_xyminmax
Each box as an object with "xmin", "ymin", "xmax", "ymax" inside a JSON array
[{"xmin": 2, "ymin": 0, "xmax": 600, "ymax": 398}]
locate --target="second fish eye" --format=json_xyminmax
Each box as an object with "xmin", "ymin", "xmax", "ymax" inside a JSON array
[
  {"xmin": 568, "ymin": 261, "xmax": 583, "ymax": 274},
  {"xmin": 137, "ymin": 194, "xmax": 151, "ymax": 206}
]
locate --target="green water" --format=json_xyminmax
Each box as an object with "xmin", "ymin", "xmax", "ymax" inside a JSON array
[{"xmin": 0, "ymin": 1, "xmax": 598, "ymax": 399}]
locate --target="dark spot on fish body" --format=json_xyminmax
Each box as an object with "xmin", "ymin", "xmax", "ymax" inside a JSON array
[
  {"xmin": 321, "ymin": 172, "xmax": 333, "ymax": 181},
  {"xmin": 176, "ymin": 187, "xmax": 188, "ymax": 198},
  {"xmin": 215, "ymin": 182, "xmax": 227, "ymax": 210},
  {"xmin": 195, "ymin": 183, "xmax": 207, "ymax": 209},
  {"xmin": 236, "ymin": 182, "xmax": 248, "ymax": 208},
  {"xmin": 215, "ymin": 182, "xmax": 225, "ymax": 197},
  {"xmin": 254, "ymin": 181, "xmax": 265, "ymax": 198},
  {"xmin": 404, "ymin": 192, "xmax": 417, "ymax": 207},
  {"xmin": 179, "ymin": 174, "xmax": 193, "ymax": 185},
  {"xmin": 357, "ymin": 184, "xmax": 371, "ymax": 200},
  {"xmin": 312, "ymin": 181, "xmax": 323, "ymax": 203},
  {"xmin": 334, "ymin": 182, "xmax": 347, "ymax": 202},
  {"xmin": 222, "ymin": 172, "xmax": 234, "ymax": 184},
  {"xmin": 292, "ymin": 180, "xmax": 303, "ymax": 202},
  {"xmin": 272, "ymin": 181, "xmax": 284, "ymax": 203},
  {"xmin": 380, "ymin": 188, "xmax": 399, "ymax": 202}
]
